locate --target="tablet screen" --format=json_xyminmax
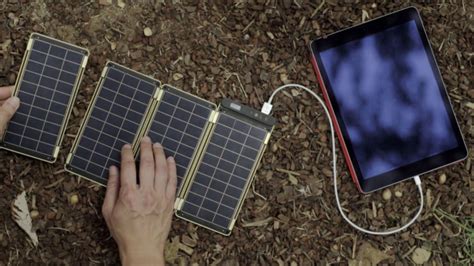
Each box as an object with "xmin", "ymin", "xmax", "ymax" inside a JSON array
[{"xmin": 318, "ymin": 20, "xmax": 459, "ymax": 180}]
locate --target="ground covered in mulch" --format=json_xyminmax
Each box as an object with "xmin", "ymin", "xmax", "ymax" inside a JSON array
[{"xmin": 0, "ymin": 0, "xmax": 472, "ymax": 265}]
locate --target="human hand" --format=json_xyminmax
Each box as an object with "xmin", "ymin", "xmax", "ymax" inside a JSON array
[
  {"xmin": 102, "ymin": 136, "xmax": 177, "ymax": 266},
  {"xmin": 0, "ymin": 86, "xmax": 20, "ymax": 137}
]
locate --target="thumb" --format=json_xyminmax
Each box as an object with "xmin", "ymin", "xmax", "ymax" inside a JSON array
[{"xmin": 0, "ymin": 96, "xmax": 20, "ymax": 135}]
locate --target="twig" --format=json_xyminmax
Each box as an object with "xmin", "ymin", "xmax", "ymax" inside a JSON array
[
  {"xmin": 252, "ymin": 182, "xmax": 267, "ymax": 201},
  {"xmin": 242, "ymin": 19, "xmax": 254, "ymax": 33},
  {"xmin": 402, "ymin": 245, "xmax": 417, "ymax": 258},
  {"xmin": 311, "ymin": 0, "xmax": 325, "ymax": 18},
  {"xmin": 44, "ymin": 177, "xmax": 65, "ymax": 189},
  {"xmin": 276, "ymin": 168, "xmax": 301, "ymax": 176},
  {"xmin": 47, "ymin": 227, "xmax": 71, "ymax": 232}
]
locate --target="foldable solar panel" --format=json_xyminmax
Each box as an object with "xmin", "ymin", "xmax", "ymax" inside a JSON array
[
  {"xmin": 0, "ymin": 33, "xmax": 88, "ymax": 162},
  {"xmin": 65, "ymin": 62, "xmax": 160, "ymax": 184},
  {"xmin": 65, "ymin": 61, "xmax": 275, "ymax": 235},
  {"xmin": 175, "ymin": 99, "xmax": 275, "ymax": 235},
  {"xmin": 143, "ymin": 85, "xmax": 215, "ymax": 194}
]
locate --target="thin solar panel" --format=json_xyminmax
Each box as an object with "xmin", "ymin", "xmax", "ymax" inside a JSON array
[
  {"xmin": 177, "ymin": 109, "xmax": 272, "ymax": 235},
  {"xmin": 65, "ymin": 62, "xmax": 160, "ymax": 184},
  {"xmin": 0, "ymin": 33, "xmax": 88, "ymax": 162},
  {"xmin": 145, "ymin": 85, "xmax": 215, "ymax": 193}
]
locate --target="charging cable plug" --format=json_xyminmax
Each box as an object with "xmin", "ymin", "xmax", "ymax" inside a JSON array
[{"xmin": 261, "ymin": 102, "xmax": 273, "ymax": 115}]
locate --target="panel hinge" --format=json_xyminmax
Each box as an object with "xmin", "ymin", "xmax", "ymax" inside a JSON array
[
  {"xmin": 264, "ymin": 132, "xmax": 271, "ymax": 145},
  {"xmin": 81, "ymin": 56, "xmax": 88, "ymax": 68},
  {"xmin": 26, "ymin": 38, "xmax": 34, "ymax": 50},
  {"xmin": 208, "ymin": 110, "xmax": 219, "ymax": 123},
  {"xmin": 53, "ymin": 146, "xmax": 60, "ymax": 158},
  {"xmin": 66, "ymin": 153, "xmax": 72, "ymax": 164},
  {"xmin": 100, "ymin": 67, "xmax": 108, "ymax": 77},
  {"xmin": 174, "ymin": 197, "xmax": 185, "ymax": 210},
  {"xmin": 229, "ymin": 218, "xmax": 237, "ymax": 230},
  {"xmin": 154, "ymin": 88, "xmax": 164, "ymax": 100}
]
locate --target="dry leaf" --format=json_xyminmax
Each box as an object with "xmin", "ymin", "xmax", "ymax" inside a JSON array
[
  {"xmin": 11, "ymin": 191, "xmax": 39, "ymax": 246},
  {"xmin": 411, "ymin": 247, "xmax": 431, "ymax": 264},
  {"xmin": 242, "ymin": 217, "xmax": 273, "ymax": 227},
  {"xmin": 349, "ymin": 242, "xmax": 392, "ymax": 266},
  {"xmin": 164, "ymin": 236, "xmax": 180, "ymax": 263},
  {"xmin": 362, "ymin": 10, "xmax": 370, "ymax": 22},
  {"xmin": 288, "ymin": 174, "xmax": 298, "ymax": 185}
]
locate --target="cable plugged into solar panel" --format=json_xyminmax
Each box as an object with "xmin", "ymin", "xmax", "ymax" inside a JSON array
[
  {"xmin": 221, "ymin": 99, "xmax": 276, "ymax": 129},
  {"xmin": 262, "ymin": 83, "xmax": 424, "ymax": 236}
]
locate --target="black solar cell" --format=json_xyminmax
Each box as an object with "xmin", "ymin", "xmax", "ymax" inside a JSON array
[
  {"xmin": 0, "ymin": 33, "xmax": 88, "ymax": 162},
  {"xmin": 177, "ymin": 112, "xmax": 269, "ymax": 234},
  {"xmin": 145, "ymin": 85, "xmax": 215, "ymax": 192},
  {"xmin": 66, "ymin": 62, "xmax": 159, "ymax": 184}
]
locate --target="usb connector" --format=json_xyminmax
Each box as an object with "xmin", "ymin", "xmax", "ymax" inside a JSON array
[{"xmin": 261, "ymin": 102, "xmax": 273, "ymax": 115}]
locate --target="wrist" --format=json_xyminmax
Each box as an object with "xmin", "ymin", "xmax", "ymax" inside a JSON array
[{"xmin": 119, "ymin": 245, "xmax": 165, "ymax": 266}]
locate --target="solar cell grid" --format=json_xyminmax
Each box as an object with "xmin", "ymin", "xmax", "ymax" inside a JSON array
[
  {"xmin": 178, "ymin": 112, "xmax": 268, "ymax": 232},
  {"xmin": 66, "ymin": 63, "xmax": 159, "ymax": 184},
  {"xmin": 1, "ymin": 34, "xmax": 87, "ymax": 162},
  {"xmin": 146, "ymin": 86, "xmax": 214, "ymax": 191}
]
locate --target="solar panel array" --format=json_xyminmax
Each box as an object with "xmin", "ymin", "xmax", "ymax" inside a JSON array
[
  {"xmin": 66, "ymin": 63, "xmax": 159, "ymax": 183},
  {"xmin": 1, "ymin": 34, "xmax": 274, "ymax": 235},
  {"xmin": 177, "ymin": 113, "xmax": 268, "ymax": 234},
  {"xmin": 1, "ymin": 34, "xmax": 87, "ymax": 162},
  {"xmin": 146, "ymin": 86, "xmax": 214, "ymax": 192}
]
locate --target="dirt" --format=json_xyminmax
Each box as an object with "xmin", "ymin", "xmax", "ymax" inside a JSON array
[{"xmin": 0, "ymin": 0, "xmax": 472, "ymax": 265}]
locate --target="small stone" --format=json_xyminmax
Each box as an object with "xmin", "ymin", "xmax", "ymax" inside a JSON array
[
  {"xmin": 266, "ymin": 32, "xmax": 275, "ymax": 40},
  {"xmin": 30, "ymin": 210, "xmax": 39, "ymax": 219},
  {"xmin": 382, "ymin": 189, "xmax": 392, "ymax": 201},
  {"xmin": 274, "ymin": 220, "xmax": 280, "ymax": 230},
  {"xmin": 117, "ymin": 0, "xmax": 125, "ymax": 8},
  {"xmin": 280, "ymin": 73, "xmax": 289, "ymax": 84},
  {"xmin": 291, "ymin": 88, "xmax": 300, "ymax": 97},
  {"xmin": 173, "ymin": 73, "xmax": 183, "ymax": 81},
  {"xmin": 143, "ymin": 27, "xmax": 153, "ymax": 37},
  {"xmin": 394, "ymin": 191, "xmax": 402, "ymax": 198},
  {"xmin": 411, "ymin": 247, "xmax": 431, "ymax": 265},
  {"xmin": 439, "ymin": 173, "xmax": 446, "ymax": 184},
  {"xmin": 70, "ymin": 194, "xmax": 79, "ymax": 205}
]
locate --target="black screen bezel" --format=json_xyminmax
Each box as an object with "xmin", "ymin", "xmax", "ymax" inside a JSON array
[{"xmin": 310, "ymin": 7, "xmax": 467, "ymax": 192}]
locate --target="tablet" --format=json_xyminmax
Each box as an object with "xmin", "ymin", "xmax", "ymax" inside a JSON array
[{"xmin": 310, "ymin": 7, "xmax": 467, "ymax": 193}]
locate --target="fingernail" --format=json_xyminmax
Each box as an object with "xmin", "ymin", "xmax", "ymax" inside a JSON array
[
  {"xmin": 167, "ymin": 156, "xmax": 175, "ymax": 163},
  {"xmin": 123, "ymin": 144, "xmax": 132, "ymax": 150},
  {"xmin": 153, "ymin": 143, "xmax": 162, "ymax": 148},
  {"xmin": 142, "ymin": 136, "xmax": 151, "ymax": 143},
  {"xmin": 6, "ymin": 96, "xmax": 20, "ymax": 110}
]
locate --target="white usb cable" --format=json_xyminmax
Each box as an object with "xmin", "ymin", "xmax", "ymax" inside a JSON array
[{"xmin": 263, "ymin": 83, "xmax": 424, "ymax": 235}]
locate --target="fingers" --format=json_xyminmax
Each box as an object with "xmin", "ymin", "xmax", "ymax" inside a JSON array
[
  {"xmin": 139, "ymin": 136, "xmax": 155, "ymax": 189},
  {"xmin": 120, "ymin": 144, "xmax": 137, "ymax": 189},
  {"xmin": 0, "ymin": 96, "xmax": 20, "ymax": 136},
  {"xmin": 0, "ymin": 86, "xmax": 14, "ymax": 101},
  {"xmin": 102, "ymin": 165, "xmax": 120, "ymax": 220},
  {"xmin": 165, "ymin": 157, "xmax": 177, "ymax": 200},
  {"xmin": 153, "ymin": 143, "xmax": 168, "ymax": 193}
]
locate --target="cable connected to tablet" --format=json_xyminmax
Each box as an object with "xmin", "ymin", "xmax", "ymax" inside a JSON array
[{"xmin": 262, "ymin": 83, "xmax": 424, "ymax": 235}]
